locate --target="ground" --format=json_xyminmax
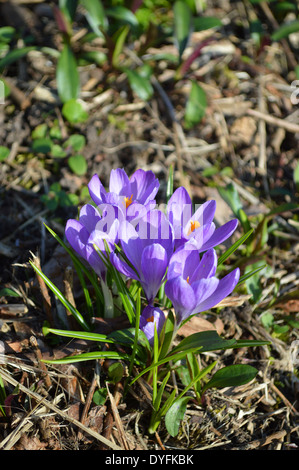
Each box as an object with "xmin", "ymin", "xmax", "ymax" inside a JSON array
[{"xmin": 0, "ymin": 0, "xmax": 298, "ymax": 451}]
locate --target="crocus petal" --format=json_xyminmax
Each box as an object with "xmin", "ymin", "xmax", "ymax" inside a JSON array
[
  {"xmin": 195, "ymin": 268, "xmax": 240, "ymax": 313},
  {"xmin": 190, "ymin": 277, "xmax": 219, "ymax": 316},
  {"xmin": 139, "ymin": 305, "xmax": 166, "ymax": 346},
  {"xmin": 79, "ymin": 204, "xmax": 101, "ymax": 234},
  {"xmin": 200, "ymin": 219, "xmax": 238, "ymax": 252},
  {"xmin": 164, "ymin": 276, "xmax": 196, "ymax": 324},
  {"xmin": 65, "ymin": 219, "xmax": 89, "ymax": 254},
  {"xmin": 167, "ymin": 187, "xmax": 192, "ymax": 242},
  {"xmin": 65, "ymin": 219, "xmax": 106, "ymax": 278},
  {"xmin": 190, "ymin": 249, "xmax": 217, "ymax": 283},
  {"xmin": 109, "ymin": 168, "xmax": 130, "ymax": 196},
  {"xmin": 88, "ymin": 174, "xmax": 107, "ymax": 207},
  {"xmin": 167, "ymin": 247, "xmax": 200, "ymax": 281},
  {"xmin": 141, "ymin": 244, "xmax": 168, "ymax": 303},
  {"xmin": 109, "ymin": 251, "xmax": 140, "ymax": 281},
  {"xmin": 129, "ymin": 169, "xmax": 159, "ymax": 205},
  {"xmin": 183, "ymin": 200, "xmax": 216, "ymax": 239}
]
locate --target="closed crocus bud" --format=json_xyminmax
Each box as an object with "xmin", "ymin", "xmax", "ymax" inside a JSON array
[{"xmin": 139, "ymin": 305, "xmax": 166, "ymax": 346}]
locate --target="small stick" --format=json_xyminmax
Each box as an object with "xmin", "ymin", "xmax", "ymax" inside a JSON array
[
  {"xmin": 63, "ymin": 266, "xmax": 78, "ymax": 330},
  {"xmin": 247, "ymin": 108, "xmax": 299, "ymax": 134},
  {"xmin": 29, "ymin": 335, "xmax": 52, "ymax": 389}
]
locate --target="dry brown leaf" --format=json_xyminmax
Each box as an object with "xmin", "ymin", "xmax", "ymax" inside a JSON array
[{"xmin": 178, "ymin": 315, "xmax": 224, "ymax": 338}]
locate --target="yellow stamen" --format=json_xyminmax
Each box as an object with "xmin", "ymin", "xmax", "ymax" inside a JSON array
[
  {"xmin": 146, "ymin": 315, "xmax": 154, "ymax": 323},
  {"xmin": 188, "ymin": 220, "xmax": 200, "ymax": 234},
  {"xmin": 124, "ymin": 194, "xmax": 133, "ymax": 208},
  {"xmin": 186, "ymin": 276, "xmax": 190, "ymax": 284}
]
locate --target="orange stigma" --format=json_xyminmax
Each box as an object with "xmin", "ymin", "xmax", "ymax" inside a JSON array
[
  {"xmin": 124, "ymin": 194, "xmax": 133, "ymax": 208},
  {"xmin": 188, "ymin": 220, "xmax": 200, "ymax": 235},
  {"xmin": 146, "ymin": 315, "xmax": 154, "ymax": 323},
  {"xmin": 186, "ymin": 276, "xmax": 190, "ymax": 284}
]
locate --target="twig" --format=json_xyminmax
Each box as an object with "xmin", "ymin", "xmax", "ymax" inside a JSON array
[
  {"xmin": 29, "ymin": 335, "xmax": 52, "ymax": 389},
  {"xmin": 106, "ymin": 382, "xmax": 130, "ymax": 450},
  {"xmin": 247, "ymin": 108, "xmax": 299, "ymax": 134},
  {"xmin": 0, "ymin": 367, "xmax": 122, "ymax": 450}
]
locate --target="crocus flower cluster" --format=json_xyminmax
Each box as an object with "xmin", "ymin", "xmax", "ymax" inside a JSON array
[{"xmin": 65, "ymin": 168, "xmax": 240, "ymax": 346}]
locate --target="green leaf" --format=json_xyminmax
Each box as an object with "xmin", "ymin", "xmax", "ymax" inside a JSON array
[
  {"xmin": 0, "ymin": 46, "xmax": 37, "ymax": 71},
  {"xmin": 93, "ymin": 388, "xmax": 107, "ymax": 405},
  {"xmin": 80, "ymin": 0, "xmax": 107, "ymax": 37},
  {"xmin": 31, "ymin": 123, "xmax": 48, "ymax": 140},
  {"xmin": 56, "ymin": 43, "xmax": 80, "ymax": 103},
  {"xmin": 0, "ymin": 26, "xmax": 15, "ymax": 43},
  {"xmin": 165, "ymin": 396, "xmax": 191, "ymax": 437},
  {"xmin": 184, "ymin": 81, "xmax": 207, "ymax": 128},
  {"xmin": 202, "ymin": 364, "xmax": 258, "ymax": 393},
  {"xmin": 112, "ymin": 25, "xmax": 130, "ymax": 68},
  {"xmin": 42, "ymin": 326, "xmax": 114, "ymax": 344},
  {"xmin": 68, "ymin": 154, "xmax": 87, "ymax": 175},
  {"xmin": 31, "ymin": 138, "xmax": 53, "ymax": 154},
  {"xmin": 0, "ymin": 146, "xmax": 10, "ymax": 161},
  {"xmin": 271, "ymin": 20, "xmax": 299, "ymax": 41},
  {"xmin": 51, "ymin": 144, "xmax": 67, "ymax": 158},
  {"xmin": 173, "ymin": 0, "xmax": 192, "ymax": 59},
  {"xmin": 158, "ymin": 310, "xmax": 175, "ymax": 360},
  {"xmin": 29, "ymin": 260, "xmax": 90, "ymax": 331},
  {"xmin": 59, "ymin": 0, "xmax": 79, "ymax": 23},
  {"xmin": 218, "ymin": 183, "xmax": 243, "ymax": 218},
  {"xmin": 42, "ymin": 350, "xmax": 131, "ymax": 364},
  {"xmin": 62, "ymin": 99, "xmax": 88, "ymax": 123},
  {"xmin": 171, "ymin": 330, "xmax": 237, "ymax": 355},
  {"xmin": 0, "ymin": 287, "xmax": 21, "ymax": 298},
  {"xmin": 43, "ymin": 223, "xmax": 104, "ymax": 305},
  {"xmin": 106, "ymin": 6, "xmax": 139, "ymax": 28},
  {"xmin": 123, "ymin": 68, "xmax": 154, "ymax": 101},
  {"xmin": 218, "ymin": 229, "xmax": 254, "ymax": 266},
  {"xmin": 193, "ymin": 16, "xmax": 222, "ymax": 31},
  {"xmin": 64, "ymin": 134, "xmax": 86, "ymax": 151}
]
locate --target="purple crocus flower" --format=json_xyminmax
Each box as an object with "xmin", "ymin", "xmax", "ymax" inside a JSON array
[
  {"xmin": 167, "ymin": 186, "xmax": 238, "ymax": 251},
  {"xmin": 139, "ymin": 305, "xmax": 166, "ymax": 346},
  {"xmin": 164, "ymin": 247, "xmax": 240, "ymax": 326},
  {"xmin": 110, "ymin": 210, "xmax": 174, "ymax": 304},
  {"xmin": 88, "ymin": 168, "xmax": 159, "ymax": 222},
  {"xmin": 65, "ymin": 203, "xmax": 119, "ymax": 279}
]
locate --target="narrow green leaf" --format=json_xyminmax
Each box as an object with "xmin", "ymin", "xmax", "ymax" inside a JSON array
[
  {"xmin": 112, "ymin": 25, "xmax": 130, "ymax": 68},
  {"xmin": 106, "ymin": 6, "xmax": 138, "ymax": 28},
  {"xmin": 29, "ymin": 260, "xmax": 90, "ymax": 331},
  {"xmin": 42, "ymin": 327, "xmax": 113, "ymax": 343},
  {"xmin": 218, "ymin": 228, "xmax": 254, "ymax": 265},
  {"xmin": 166, "ymin": 164, "xmax": 174, "ymax": 203},
  {"xmin": 202, "ymin": 364, "xmax": 258, "ymax": 393},
  {"xmin": 79, "ymin": 0, "xmax": 107, "ymax": 37},
  {"xmin": 173, "ymin": 0, "xmax": 192, "ymax": 59},
  {"xmin": 42, "ymin": 350, "xmax": 131, "ymax": 364},
  {"xmin": 271, "ymin": 20, "xmax": 299, "ymax": 41},
  {"xmin": 43, "ymin": 223, "xmax": 104, "ymax": 305},
  {"xmin": 193, "ymin": 16, "xmax": 222, "ymax": 31},
  {"xmin": 57, "ymin": 43, "xmax": 80, "ymax": 103},
  {"xmin": 0, "ymin": 46, "xmax": 37, "ymax": 70},
  {"xmin": 184, "ymin": 81, "xmax": 207, "ymax": 128}
]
